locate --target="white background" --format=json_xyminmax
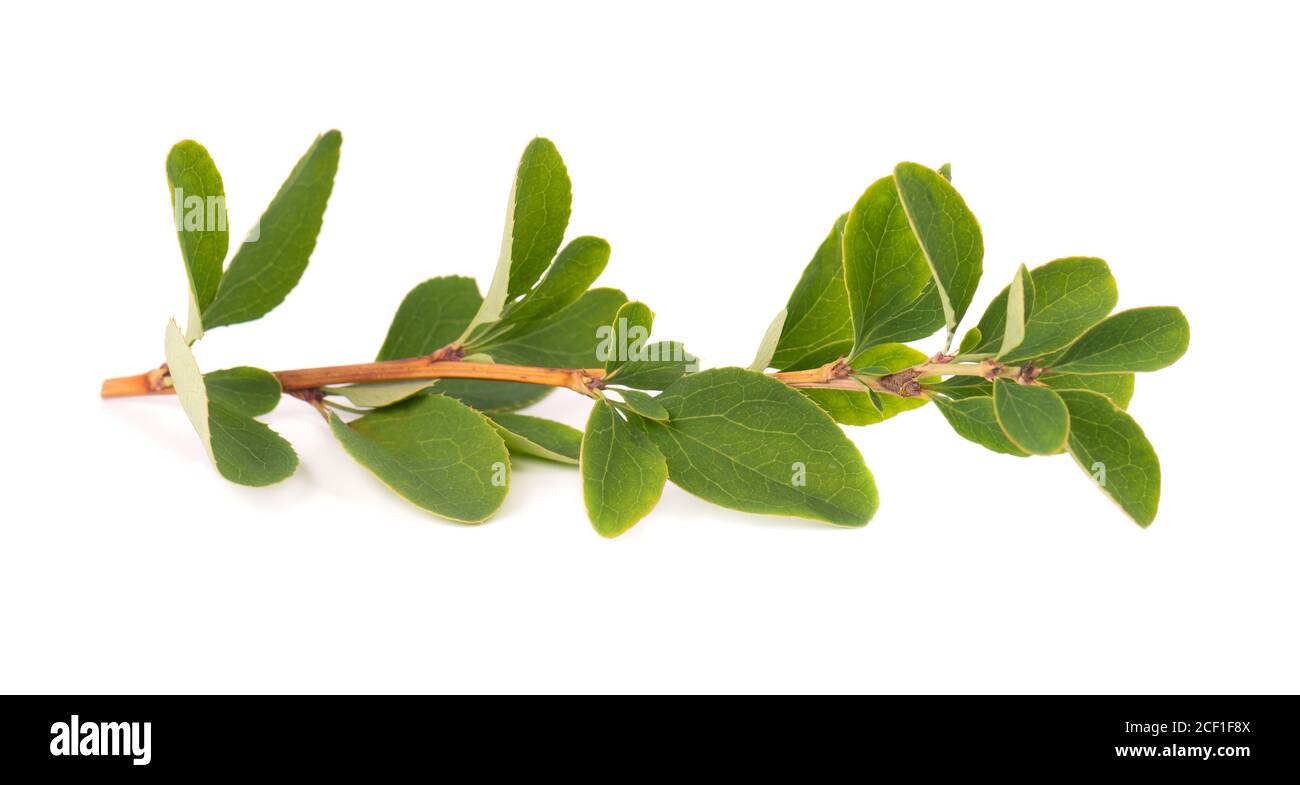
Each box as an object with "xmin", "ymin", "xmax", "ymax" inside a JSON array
[{"xmin": 1, "ymin": 1, "xmax": 1296, "ymax": 694}]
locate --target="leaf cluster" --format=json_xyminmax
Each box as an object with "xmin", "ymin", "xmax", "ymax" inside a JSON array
[{"xmin": 153, "ymin": 138, "xmax": 1187, "ymax": 534}]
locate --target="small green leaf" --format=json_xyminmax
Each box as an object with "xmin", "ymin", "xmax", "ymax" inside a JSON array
[
  {"xmin": 849, "ymin": 342, "xmax": 927, "ymax": 376},
  {"xmin": 204, "ymin": 367, "xmax": 281, "ymax": 416},
  {"xmin": 972, "ymin": 257, "xmax": 1117, "ymax": 362},
  {"xmin": 488, "ymin": 412, "xmax": 581, "ymax": 464},
  {"xmin": 603, "ymin": 301, "xmax": 654, "ymax": 374},
  {"xmin": 323, "ymin": 380, "xmax": 437, "ymax": 408},
  {"xmin": 1039, "ymin": 372, "xmax": 1134, "ymax": 409},
  {"xmin": 638, "ymin": 368, "xmax": 878, "ymax": 526},
  {"xmin": 771, "ymin": 215, "xmax": 853, "ymax": 371},
  {"xmin": 166, "ymin": 140, "xmax": 228, "ymax": 342},
  {"xmin": 207, "ymin": 404, "xmax": 299, "ymax": 486},
  {"xmin": 748, "ymin": 308, "xmax": 787, "ymax": 372},
  {"xmin": 997, "ymin": 264, "xmax": 1034, "ymax": 358},
  {"xmin": 893, "ymin": 162, "xmax": 984, "ymax": 345},
  {"xmin": 581, "ymin": 400, "xmax": 668, "ymax": 537},
  {"xmin": 933, "ymin": 395, "xmax": 1028, "ymax": 456},
  {"xmin": 957, "ymin": 326, "xmax": 982, "ymax": 355},
  {"xmin": 493, "ymin": 236, "xmax": 610, "ymax": 330},
  {"xmin": 604, "ymin": 342, "xmax": 695, "ymax": 390},
  {"xmin": 202, "ymin": 131, "xmax": 342, "ymax": 329},
  {"xmin": 1051, "ymin": 307, "xmax": 1190, "ymax": 374},
  {"xmin": 613, "ymin": 389, "xmax": 669, "ymax": 421},
  {"xmin": 1057, "ymin": 390, "xmax": 1161, "ymax": 526},
  {"xmin": 164, "ymin": 321, "xmax": 297, "ymax": 486},
  {"xmin": 842, "ymin": 176, "xmax": 945, "ymax": 354},
  {"xmin": 993, "ymin": 379, "xmax": 1070, "ymax": 456},
  {"xmin": 462, "ymin": 138, "xmax": 572, "ymax": 336},
  {"xmin": 937, "ymin": 163, "xmax": 952, "ymax": 181},
  {"xmin": 377, "ymin": 276, "xmax": 482, "ymax": 362},
  {"xmin": 329, "ymin": 394, "xmax": 509, "ymax": 523}
]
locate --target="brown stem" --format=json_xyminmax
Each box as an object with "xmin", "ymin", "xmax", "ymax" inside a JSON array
[{"xmin": 102, "ymin": 356, "xmax": 603, "ymax": 399}]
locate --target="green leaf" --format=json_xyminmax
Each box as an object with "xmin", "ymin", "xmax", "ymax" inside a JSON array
[
  {"xmin": 470, "ymin": 287, "xmax": 627, "ymax": 369},
  {"xmin": 166, "ymin": 140, "xmax": 228, "ymax": 342},
  {"xmin": 849, "ymin": 342, "xmax": 927, "ymax": 376},
  {"xmin": 462, "ymin": 138, "xmax": 572, "ymax": 336},
  {"xmin": 996, "ymin": 264, "xmax": 1034, "ymax": 358},
  {"xmin": 771, "ymin": 215, "xmax": 853, "ymax": 371},
  {"xmin": 323, "ymin": 380, "xmax": 437, "ymax": 408},
  {"xmin": 164, "ymin": 321, "xmax": 297, "ymax": 486},
  {"xmin": 992, "ymin": 379, "xmax": 1070, "ymax": 456},
  {"xmin": 202, "ymin": 131, "xmax": 342, "ymax": 329},
  {"xmin": 972, "ymin": 257, "xmax": 1117, "ymax": 362},
  {"xmin": 446, "ymin": 288, "xmax": 628, "ymax": 411},
  {"xmin": 937, "ymin": 163, "xmax": 952, "ymax": 181},
  {"xmin": 612, "ymin": 388, "xmax": 669, "ymax": 421},
  {"xmin": 207, "ymin": 404, "xmax": 300, "ymax": 486},
  {"xmin": 204, "ymin": 366, "xmax": 281, "ymax": 416},
  {"xmin": 493, "ymin": 236, "xmax": 610, "ymax": 330},
  {"xmin": 581, "ymin": 400, "xmax": 668, "ymax": 537},
  {"xmin": 377, "ymin": 276, "xmax": 482, "ymax": 362},
  {"xmin": 329, "ymin": 394, "xmax": 509, "ymax": 523},
  {"xmin": 933, "ymin": 395, "xmax": 1028, "ymax": 456},
  {"xmin": 488, "ymin": 412, "xmax": 581, "ymax": 464},
  {"xmin": 597, "ymin": 300, "xmax": 694, "ymax": 390},
  {"xmin": 1051, "ymin": 307, "xmax": 1190, "ymax": 374},
  {"xmin": 1039, "ymin": 371, "xmax": 1134, "ymax": 409},
  {"xmin": 842, "ymin": 177, "xmax": 946, "ymax": 354},
  {"xmin": 602, "ymin": 301, "xmax": 654, "ymax": 373},
  {"xmin": 748, "ymin": 308, "xmax": 787, "ymax": 372},
  {"xmin": 957, "ymin": 326, "xmax": 982, "ymax": 354},
  {"xmin": 1057, "ymin": 390, "xmax": 1161, "ymax": 526},
  {"xmin": 605, "ymin": 341, "xmax": 695, "ymax": 390},
  {"xmin": 893, "ymin": 162, "xmax": 984, "ymax": 345},
  {"xmin": 637, "ymin": 368, "xmax": 878, "ymax": 527}
]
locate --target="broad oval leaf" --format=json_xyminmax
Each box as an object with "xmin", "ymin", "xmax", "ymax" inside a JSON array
[
  {"xmin": 842, "ymin": 176, "xmax": 945, "ymax": 354},
  {"xmin": 973, "ymin": 257, "xmax": 1117, "ymax": 362},
  {"xmin": 771, "ymin": 214, "xmax": 853, "ymax": 371},
  {"xmin": 204, "ymin": 366, "xmax": 281, "ymax": 416},
  {"xmin": 638, "ymin": 368, "xmax": 878, "ymax": 527},
  {"xmin": 992, "ymin": 379, "xmax": 1070, "ymax": 455},
  {"xmin": 377, "ymin": 276, "xmax": 482, "ymax": 361},
  {"xmin": 329, "ymin": 394, "xmax": 509, "ymax": 523},
  {"xmin": 581, "ymin": 400, "xmax": 668, "ymax": 537},
  {"xmin": 1051, "ymin": 307, "xmax": 1189, "ymax": 374},
  {"xmin": 166, "ymin": 140, "xmax": 228, "ymax": 342},
  {"xmin": 893, "ymin": 162, "xmax": 984, "ymax": 344},
  {"xmin": 488, "ymin": 412, "xmax": 581, "ymax": 465},
  {"xmin": 202, "ymin": 130, "xmax": 342, "ymax": 329},
  {"xmin": 1057, "ymin": 389, "xmax": 1161, "ymax": 526},
  {"xmin": 933, "ymin": 395, "xmax": 1028, "ymax": 456}
]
